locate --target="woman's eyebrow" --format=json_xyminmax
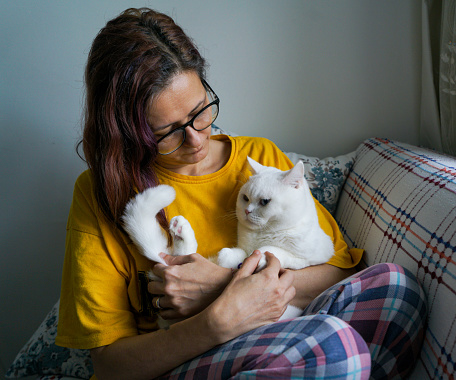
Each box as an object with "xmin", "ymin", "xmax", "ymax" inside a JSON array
[{"xmin": 154, "ymin": 96, "xmax": 206, "ymax": 132}]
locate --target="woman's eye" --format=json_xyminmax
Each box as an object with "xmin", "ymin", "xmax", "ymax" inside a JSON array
[
  {"xmin": 194, "ymin": 107, "xmax": 210, "ymax": 124},
  {"xmin": 157, "ymin": 126, "xmax": 176, "ymax": 137},
  {"xmin": 259, "ymin": 199, "xmax": 270, "ymax": 206},
  {"xmin": 243, "ymin": 194, "xmax": 249, "ymax": 202}
]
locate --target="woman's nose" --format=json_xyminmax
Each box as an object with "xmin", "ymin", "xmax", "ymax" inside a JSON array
[{"xmin": 184, "ymin": 126, "xmax": 202, "ymax": 146}]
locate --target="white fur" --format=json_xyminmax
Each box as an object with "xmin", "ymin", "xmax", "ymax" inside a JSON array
[
  {"xmin": 217, "ymin": 157, "xmax": 335, "ymax": 319},
  {"xmin": 217, "ymin": 157, "xmax": 334, "ymax": 270},
  {"xmin": 122, "ymin": 185, "xmax": 197, "ymax": 269},
  {"xmin": 122, "ymin": 185, "xmax": 198, "ymax": 329}
]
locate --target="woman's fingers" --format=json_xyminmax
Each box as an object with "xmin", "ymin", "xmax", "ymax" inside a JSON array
[
  {"xmin": 148, "ymin": 280, "xmax": 163, "ymax": 293},
  {"xmin": 149, "ymin": 249, "xmax": 295, "ymax": 322},
  {"xmin": 233, "ymin": 250, "xmax": 262, "ymax": 278},
  {"xmin": 262, "ymin": 251, "xmax": 282, "ymax": 273},
  {"xmin": 282, "ymin": 276, "xmax": 297, "ymax": 302},
  {"xmin": 256, "ymin": 251, "xmax": 296, "ymax": 306},
  {"xmin": 149, "ymin": 253, "xmax": 194, "ymax": 285},
  {"xmin": 159, "ymin": 252, "xmax": 193, "ymax": 265},
  {"xmin": 147, "ymin": 252, "xmax": 233, "ymax": 319},
  {"xmin": 278, "ymin": 267, "xmax": 295, "ymax": 286}
]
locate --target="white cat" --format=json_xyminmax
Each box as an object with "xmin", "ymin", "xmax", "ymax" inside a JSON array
[
  {"xmin": 217, "ymin": 157, "xmax": 334, "ymax": 272},
  {"xmin": 122, "ymin": 156, "xmax": 334, "ymax": 322},
  {"xmin": 215, "ymin": 157, "xmax": 334, "ymax": 319}
]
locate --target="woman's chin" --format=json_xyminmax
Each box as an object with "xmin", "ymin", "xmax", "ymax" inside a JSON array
[{"xmin": 185, "ymin": 146, "xmax": 208, "ymax": 163}]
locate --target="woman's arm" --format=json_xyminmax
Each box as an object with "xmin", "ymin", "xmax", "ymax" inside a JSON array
[
  {"xmin": 290, "ymin": 264, "xmax": 357, "ymax": 310},
  {"xmin": 148, "ymin": 253, "xmax": 356, "ymax": 319},
  {"xmin": 91, "ymin": 252, "xmax": 295, "ymax": 380},
  {"xmin": 91, "ymin": 311, "xmax": 216, "ymax": 380}
]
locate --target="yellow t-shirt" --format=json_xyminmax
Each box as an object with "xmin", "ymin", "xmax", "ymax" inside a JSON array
[{"xmin": 56, "ymin": 134, "xmax": 363, "ymax": 351}]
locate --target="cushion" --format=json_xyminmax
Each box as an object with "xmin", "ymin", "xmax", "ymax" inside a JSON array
[
  {"xmin": 335, "ymin": 137, "xmax": 456, "ymax": 380},
  {"xmin": 5, "ymin": 300, "xmax": 93, "ymax": 379},
  {"xmin": 285, "ymin": 151, "xmax": 356, "ymax": 215}
]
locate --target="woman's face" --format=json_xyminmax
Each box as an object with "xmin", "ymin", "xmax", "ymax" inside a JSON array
[{"xmin": 147, "ymin": 71, "xmax": 213, "ymax": 173}]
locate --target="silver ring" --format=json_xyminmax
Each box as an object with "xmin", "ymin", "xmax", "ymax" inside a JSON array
[{"xmin": 153, "ymin": 296, "xmax": 163, "ymax": 310}]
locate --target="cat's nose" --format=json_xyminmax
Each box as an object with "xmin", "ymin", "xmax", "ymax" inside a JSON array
[{"xmin": 245, "ymin": 209, "xmax": 251, "ymax": 216}]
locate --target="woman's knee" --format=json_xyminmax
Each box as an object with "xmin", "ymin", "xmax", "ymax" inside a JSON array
[
  {"xmin": 232, "ymin": 315, "xmax": 372, "ymax": 380},
  {"xmin": 348, "ymin": 263, "xmax": 428, "ymax": 379},
  {"xmin": 358, "ymin": 263, "xmax": 427, "ymax": 317}
]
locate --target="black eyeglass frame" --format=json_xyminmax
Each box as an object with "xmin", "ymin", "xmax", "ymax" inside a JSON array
[{"xmin": 156, "ymin": 80, "xmax": 220, "ymax": 155}]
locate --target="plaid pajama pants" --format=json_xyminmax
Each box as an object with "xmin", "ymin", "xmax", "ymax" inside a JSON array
[{"xmin": 160, "ymin": 263, "xmax": 427, "ymax": 380}]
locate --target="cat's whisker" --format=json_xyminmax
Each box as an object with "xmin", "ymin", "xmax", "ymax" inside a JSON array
[
  {"xmin": 220, "ymin": 210, "xmax": 238, "ymax": 223},
  {"xmin": 236, "ymin": 171, "xmax": 249, "ymax": 186}
]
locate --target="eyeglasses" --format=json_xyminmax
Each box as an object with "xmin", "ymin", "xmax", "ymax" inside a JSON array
[{"xmin": 157, "ymin": 80, "xmax": 220, "ymax": 155}]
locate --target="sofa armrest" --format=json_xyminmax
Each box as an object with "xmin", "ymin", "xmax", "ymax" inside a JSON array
[{"xmin": 335, "ymin": 137, "xmax": 456, "ymax": 380}]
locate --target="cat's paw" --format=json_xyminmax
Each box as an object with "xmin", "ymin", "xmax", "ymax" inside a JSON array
[
  {"xmin": 169, "ymin": 216, "xmax": 194, "ymax": 244},
  {"xmin": 217, "ymin": 248, "xmax": 236, "ymax": 268},
  {"xmin": 169, "ymin": 216, "xmax": 197, "ymax": 255},
  {"xmin": 217, "ymin": 248, "xmax": 246, "ymax": 269}
]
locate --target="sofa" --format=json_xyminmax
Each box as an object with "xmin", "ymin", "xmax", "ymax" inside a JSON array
[{"xmin": 6, "ymin": 136, "xmax": 456, "ymax": 379}]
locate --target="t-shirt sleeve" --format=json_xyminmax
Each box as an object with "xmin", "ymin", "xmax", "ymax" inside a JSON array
[
  {"xmin": 314, "ymin": 196, "xmax": 363, "ymax": 268},
  {"xmin": 56, "ymin": 173, "xmax": 138, "ymax": 349}
]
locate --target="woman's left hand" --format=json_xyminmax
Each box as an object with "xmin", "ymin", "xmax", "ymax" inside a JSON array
[{"xmin": 148, "ymin": 253, "xmax": 233, "ymax": 319}]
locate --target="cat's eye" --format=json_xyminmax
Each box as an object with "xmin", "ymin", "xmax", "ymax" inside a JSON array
[
  {"xmin": 243, "ymin": 194, "xmax": 249, "ymax": 202},
  {"xmin": 260, "ymin": 199, "xmax": 271, "ymax": 206}
]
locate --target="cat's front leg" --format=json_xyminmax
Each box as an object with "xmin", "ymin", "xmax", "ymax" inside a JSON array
[
  {"xmin": 217, "ymin": 248, "xmax": 247, "ymax": 269},
  {"xmin": 256, "ymin": 246, "xmax": 310, "ymax": 271},
  {"xmin": 169, "ymin": 216, "xmax": 198, "ymax": 256},
  {"xmin": 254, "ymin": 246, "xmax": 284, "ymax": 271}
]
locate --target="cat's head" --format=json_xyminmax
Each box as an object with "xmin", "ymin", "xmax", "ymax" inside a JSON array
[{"xmin": 236, "ymin": 157, "xmax": 310, "ymax": 230}]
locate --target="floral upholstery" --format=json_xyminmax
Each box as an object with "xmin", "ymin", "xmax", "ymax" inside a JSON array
[
  {"xmin": 285, "ymin": 151, "xmax": 355, "ymax": 215},
  {"xmin": 5, "ymin": 301, "xmax": 93, "ymax": 379}
]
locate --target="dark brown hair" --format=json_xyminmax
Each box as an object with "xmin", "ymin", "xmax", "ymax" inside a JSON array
[{"xmin": 79, "ymin": 8, "xmax": 206, "ymax": 231}]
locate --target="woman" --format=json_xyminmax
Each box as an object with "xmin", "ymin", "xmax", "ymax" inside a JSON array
[{"xmin": 56, "ymin": 8, "xmax": 426, "ymax": 379}]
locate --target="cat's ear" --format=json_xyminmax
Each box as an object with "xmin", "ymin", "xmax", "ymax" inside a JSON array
[
  {"xmin": 247, "ymin": 156, "xmax": 266, "ymax": 175},
  {"xmin": 282, "ymin": 161, "xmax": 306, "ymax": 189}
]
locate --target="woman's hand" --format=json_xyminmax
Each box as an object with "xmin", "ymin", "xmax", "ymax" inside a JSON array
[
  {"xmin": 148, "ymin": 253, "xmax": 232, "ymax": 319},
  {"xmin": 205, "ymin": 251, "xmax": 296, "ymax": 344}
]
